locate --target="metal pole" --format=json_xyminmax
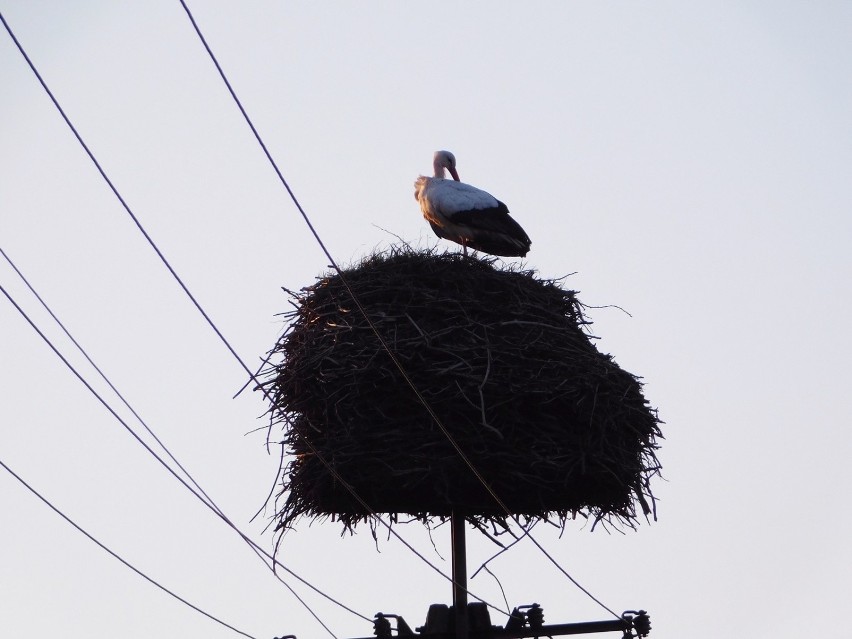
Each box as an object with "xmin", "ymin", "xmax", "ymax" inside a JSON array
[{"xmin": 451, "ymin": 511, "xmax": 468, "ymax": 639}]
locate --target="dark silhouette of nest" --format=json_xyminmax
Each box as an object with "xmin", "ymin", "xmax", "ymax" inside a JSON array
[{"xmin": 259, "ymin": 247, "xmax": 662, "ymax": 535}]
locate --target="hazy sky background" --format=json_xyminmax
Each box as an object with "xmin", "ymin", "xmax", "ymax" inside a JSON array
[{"xmin": 2, "ymin": 2, "xmax": 851, "ymax": 638}]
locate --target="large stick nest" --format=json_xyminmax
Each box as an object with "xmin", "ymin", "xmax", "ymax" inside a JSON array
[{"xmin": 259, "ymin": 247, "xmax": 662, "ymax": 534}]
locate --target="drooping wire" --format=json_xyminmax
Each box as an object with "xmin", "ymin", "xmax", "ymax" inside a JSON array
[
  {"xmin": 0, "ymin": 12, "xmax": 369, "ymax": 633},
  {"xmin": 0, "ymin": 280, "xmax": 353, "ymax": 638},
  {"xmin": 0, "ymin": 245, "xmax": 222, "ymax": 521},
  {"xmin": 0, "ymin": 10, "xmax": 253, "ymax": 387},
  {"xmin": 0, "ymin": 456, "xmax": 258, "ymax": 639},
  {"xmin": 0, "ymin": 11, "xmax": 507, "ymax": 619},
  {"xmin": 0, "ymin": 274, "xmax": 506, "ymax": 630},
  {"xmin": 176, "ymin": 0, "xmax": 620, "ymax": 619},
  {"xmin": 0, "ymin": 247, "xmax": 322, "ymax": 620},
  {"xmin": 0, "ymin": 245, "xmax": 369, "ymax": 631}
]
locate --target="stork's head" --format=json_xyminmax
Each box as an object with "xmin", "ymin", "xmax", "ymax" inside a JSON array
[{"xmin": 433, "ymin": 150, "xmax": 460, "ymax": 181}]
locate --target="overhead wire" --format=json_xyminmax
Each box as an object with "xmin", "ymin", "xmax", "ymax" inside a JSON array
[
  {"xmin": 0, "ymin": 246, "xmax": 369, "ymax": 632},
  {"xmin": 0, "ymin": 278, "xmax": 350, "ymax": 638},
  {"xmin": 0, "ymin": 250, "xmax": 371, "ymax": 631},
  {"xmin": 0, "ymin": 456, "xmax": 259, "ymax": 639},
  {"xmin": 0, "ymin": 7, "xmax": 507, "ymax": 620},
  {"xmin": 0, "ymin": 245, "xmax": 223, "ymax": 522},
  {"xmin": 0, "ymin": 10, "xmax": 367, "ymax": 636},
  {"xmin": 0, "ymin": 247, "xmax": 329, "ymax": 624},
  {"xmin": 0, "ymin": 10, "xmax": 250, "ymax": 388},
  {"xmin": 176, "ymin": 0, "xmax": 621, "ymax": 619}
]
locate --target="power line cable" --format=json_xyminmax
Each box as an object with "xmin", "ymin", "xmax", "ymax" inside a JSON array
[
  {"xmin": 0, "ymin": 280, "xmax": 353, "ymax": 638},
  {"xmin": 0, "ymin": 245, "xmax": 372, "ymax": 627},
  {"xmin": 0, "ymin": 248, "xmax": 326, "ymax": 624},
  {"xmin": 0, "ymin": 245, "xmax": 224, "ymax": 520},
  {"xmin": 0, "ymin": 456, "xmax": 259, "ymax": 639},
  {"xmin": 0, "ymin": 11, "xmax": 375, "ymax": 632},
  {"xmin": 0, "ymin": 265, "xmax": 503, "ymax": 632},
  {"xmin": 0, "ymin": 12, "xmax": 505, "ymax": 619},
  {"xmin": 0, "ymin": 10, "xmax": 251, "ymax": 387},
  {"xmin": 176, "ymin": 0, "xmax": 620, "ymax": 619}
]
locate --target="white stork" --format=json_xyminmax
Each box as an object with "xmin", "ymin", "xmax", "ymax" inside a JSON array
[{"xmin": 414, "ymin": 150, "xmax": 531, "ymax": 257}]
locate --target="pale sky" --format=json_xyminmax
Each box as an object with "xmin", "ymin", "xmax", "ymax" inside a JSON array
[{"xmin": 2, "ymin": 2, "xmax": 851, "ymax": 638}]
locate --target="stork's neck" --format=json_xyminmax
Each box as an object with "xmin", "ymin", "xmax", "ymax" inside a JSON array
[{"xmin": 433, "ymin": 159, "xmax": 447, "ymax": 178}]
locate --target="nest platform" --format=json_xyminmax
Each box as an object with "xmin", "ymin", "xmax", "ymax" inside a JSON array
[{"xmin": 259, "ymin": 247, "xmax": 662, "ymax": 534}]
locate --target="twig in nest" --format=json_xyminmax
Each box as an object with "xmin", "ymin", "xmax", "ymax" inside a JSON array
[{"xmin": 471, "ymin": 521, "xmax": 532, "ymax": 579}]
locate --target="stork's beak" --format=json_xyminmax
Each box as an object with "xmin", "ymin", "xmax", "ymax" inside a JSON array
[{"xmin": 448, "ymin": 166, "xmax": 461, "ymax": 182}]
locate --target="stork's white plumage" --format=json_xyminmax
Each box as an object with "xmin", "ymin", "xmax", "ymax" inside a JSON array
[{"xmin": 414, "ymin": 150, "xmax": 531, "ymax": 257}]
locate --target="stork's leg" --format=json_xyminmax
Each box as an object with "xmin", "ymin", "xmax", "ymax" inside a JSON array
[{"xmin": 462, "ymin": 241, "xmax": 468, "ymax": 257}]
